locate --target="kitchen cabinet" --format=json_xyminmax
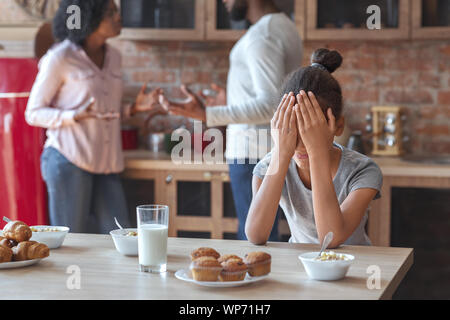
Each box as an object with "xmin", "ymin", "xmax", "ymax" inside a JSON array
[
  {"xmin": 164, "ymin": 170, "xmax": 236, "ymax": 239},
  {"xmin": 122, "ymin": 150, "xmax": 290, "ymax": 240},
  {"xmin": 205, "ymin": 0, "xmax": 305, "ymax": 41},
  {"xmin": 390, "ymin": 187, "xmax": 450, "ymax": 299},
  {"xmin": 124, "ymin": 151, "xmax": 450, "ymax": 246},
  {"xmin": 368, "ymin": 157, "xmax": 450, "ymax": 247},
  {"xmin": 2, "ymin": 0, "xmax": 450, "ymax": 45},
  {"xmin": 306, "ymin": 0, "xmax": 410, "ymax": 40},
  {"xmin": 116, "ymin": 0, "xmax": 206, "ymax": 41},
  {"xmin": 412, "ymin": 0, "xmax": 450, "ymax": 39}
]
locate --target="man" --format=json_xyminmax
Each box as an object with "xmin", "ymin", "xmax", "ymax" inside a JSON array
[{"xmin": 160, "ymin": 0, "xmax": 303, "ymax": 241}]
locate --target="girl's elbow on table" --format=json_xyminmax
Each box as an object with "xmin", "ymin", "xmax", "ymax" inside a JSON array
[{"xmin": 245, "ymin": 225, "xmax": 269, "ymax": 246}]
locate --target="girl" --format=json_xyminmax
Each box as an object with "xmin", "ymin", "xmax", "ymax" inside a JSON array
[
  {"xmin": 25, "ymin": 0, "xmax": 162, "ymax": 233},
  {"xmin": 246, "ymin": 48, "xmax": 382, "ymax": 248}
]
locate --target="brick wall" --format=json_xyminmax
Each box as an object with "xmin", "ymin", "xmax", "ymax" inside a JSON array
[
  {"xmin": 112, "ymin": 38, "xmax": 450, "ymax": 156},
  {"xmin": 0, "ymin": 0, "xmax": 448, "ymax": 155}
]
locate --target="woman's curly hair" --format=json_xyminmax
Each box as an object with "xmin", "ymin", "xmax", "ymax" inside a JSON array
[{"xmin": 52, "ymin": 0, "xmax": 110, "ymax": 45}]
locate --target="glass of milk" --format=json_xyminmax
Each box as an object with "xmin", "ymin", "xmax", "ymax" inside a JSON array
[{"xmin": 137, "ymin": 205, "xmax": 169, "ymax": 273}]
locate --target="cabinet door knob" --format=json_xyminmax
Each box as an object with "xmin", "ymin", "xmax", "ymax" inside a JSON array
[{"xmin": 166, "ymin": 174, "xmax": 173, "ymax": 184}]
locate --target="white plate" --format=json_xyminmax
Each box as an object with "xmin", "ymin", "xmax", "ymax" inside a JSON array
[
  {"xmin": 175, "ymin": 269, "xmax": 269, "ymax": 287},
  {"xmin": 0, "ymin": 258, "xmax": 44, "ymax": 270}
]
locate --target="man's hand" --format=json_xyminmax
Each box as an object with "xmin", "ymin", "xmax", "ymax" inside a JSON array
[
  {"xmin": 159, "ymin": 85, "xmax": 206, "ymax": 122},
  {"xmin": 198, "ymin": 83, "xmax": 226, "ymax": 107}
]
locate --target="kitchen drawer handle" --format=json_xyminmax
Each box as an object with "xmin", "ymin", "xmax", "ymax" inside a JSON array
[{"xmin": 165, "ymin": 174, "xmax": 173, "ymax": 184}]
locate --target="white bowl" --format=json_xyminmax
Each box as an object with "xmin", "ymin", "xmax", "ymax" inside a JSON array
[
  {"xmin": 29, "ymin": 226, "xmax": 70, "ymax": 249},
  {"xmin": 298, "ymin": 251, "xmax": 355, "ymax": 281},
  {"xmin": 110, "ymin": 228, "xmax": 138, "ymax": 256}
]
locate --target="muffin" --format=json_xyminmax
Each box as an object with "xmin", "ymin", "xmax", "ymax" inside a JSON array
[
  {"xmin": 190, "ymin": 256, "xmax": 222, "ymax": 281},
  {"xmin": 244, "ymin": 252, "xmax": 271, "ymax": 276},
  {"xmin": 219, "ymin": 258, "xmax": 248, "ymax": 282},
  {"xmin": 190, "ymin": 247, "xmax": 220, "ymax": 260},
  {"xmin": 218, "ymin": 254, "xmax": 243, "ymax": 264}
]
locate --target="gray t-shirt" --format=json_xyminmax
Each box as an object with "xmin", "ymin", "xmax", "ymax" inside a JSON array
[{"xmin": 253, "ymin": 143, "xmax": 383, "ymax": 246}]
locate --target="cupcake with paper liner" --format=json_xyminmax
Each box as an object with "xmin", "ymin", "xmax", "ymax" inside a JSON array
[
  {"xmin": 190, "ymin": 256, "xmax": 222, "ymax": 281},
  {"xmin": 244, "ymin": 251, "xmax": 271, "ymax": 276},
  {"xmin": 218, "ymin": 254, "xmax": 243, "ymax": 264},
  {"xmin": 219, "ymin": 258, "xmax": 248, "ymax": 282},
  {"xmin": 190, "ymin": 247, "xmax": 220, "ymax": 260}
]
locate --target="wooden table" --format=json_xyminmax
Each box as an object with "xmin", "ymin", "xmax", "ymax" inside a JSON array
[{"xmin": 1, "ymin": 234, "xmax": 413, "ymax": 300}]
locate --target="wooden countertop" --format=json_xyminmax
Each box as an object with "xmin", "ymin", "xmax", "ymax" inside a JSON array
[
  {"xmin": 0, "ymin": 234, "xmax": 413, "ymax": 300},
  {"xmin": 124, "ymin": 150, "xmax": 229, "ymax": 172},
  {"xmin": 124, "ymin": 150, "xmax": 450, "ymax": 177},
  {"xmin": 371, "ymin": 156, "xmax": 450, "ymax": 178}
]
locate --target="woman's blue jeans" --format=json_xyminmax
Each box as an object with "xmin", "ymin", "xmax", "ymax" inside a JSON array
[{"xmin": 40, "ymin": 147, "xmax": 130, "ymax": 234}]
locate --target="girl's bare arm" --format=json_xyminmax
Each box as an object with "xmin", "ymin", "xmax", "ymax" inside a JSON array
[{"xmin": 245, "ymin": 93, "xmax": 297, "ymax": 245}]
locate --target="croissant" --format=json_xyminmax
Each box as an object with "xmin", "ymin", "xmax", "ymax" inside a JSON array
[
  {"xmin": 0, "ymin": 236, "xmax": 17, "ymax": 248},
  {"xmin": 0, "ymin": 244, "xmax": 13, "ymax": 263},
  {"xmin": 3, "ymin": 220, "xmax": 32, "ymax": 242},
  {"xmin": 13, "ymin": 241, "xmax": 49, "ymax": 261}
]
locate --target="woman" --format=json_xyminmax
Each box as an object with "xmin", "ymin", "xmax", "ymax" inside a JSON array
[
  {"xmin": 246, "ymin": 48, "xmax": 383, "ymax": 247},
  {"xmin": 26, "ymin": 0, "xmax": 161, "ymax": 233}
]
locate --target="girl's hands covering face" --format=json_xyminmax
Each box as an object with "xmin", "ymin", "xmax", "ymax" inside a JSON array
[
  {"xmin": 294, "ymin": 91, "xmax": 336, "ymax": 158},
  {"xmin": 271, "ymin": 92, "xmax": 298, "ymax": 159}
]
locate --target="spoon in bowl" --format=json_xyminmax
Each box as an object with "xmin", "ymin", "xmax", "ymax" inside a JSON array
[
  {"xmin": 317, "ymin": 231, "xmax": 334, "ymax": 258},
  {"xmin": 114, "ymin": 217, "xmax": 124, "ymax": 230}
]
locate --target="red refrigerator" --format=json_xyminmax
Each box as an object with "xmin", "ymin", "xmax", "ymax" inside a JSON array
[{"xmin": 0, "ymin": 58, "xmax": 48, "ymax": 228}]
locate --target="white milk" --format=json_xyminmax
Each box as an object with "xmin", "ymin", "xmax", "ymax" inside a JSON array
[{"xmin": 138, "ymin": 224, "xmax": 168, "ymax": 267}]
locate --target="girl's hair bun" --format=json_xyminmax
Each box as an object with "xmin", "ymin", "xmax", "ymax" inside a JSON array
[{"xmin": 311, "ymin": 48, "xmax": 343, "ymax": 73}]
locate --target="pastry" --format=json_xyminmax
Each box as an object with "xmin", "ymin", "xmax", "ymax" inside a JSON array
[
  {"xmin": 218, "ymin": 254, "xmax": 243, "ymax": 264},
  {"xmin": 219, "ymin": 258, "xmax": 248, "ymax": 282},
  {"xmin": 190, "ymin": 247, "xmax": 220, "ymax": 260},
  {"xmin": 190, "ymin": 256, "xmax": 222, "ymax": 282},
  {"xmin": 244, "ymin": 251, "xmax": 271, "ymax": 276},
  {"xmin": 0, "ymin": 236, "xmax": 17, "ymax": 248},
  {"xmin": 3, "ymin": 220, "xmax": 32, "ymax": 242},
  {"xmin": 0, "ymin": 244, "xmax": 13, "ymax": 263},
  {"xmin": 12, "ymin": 241, "xmax": 49, "ymax": 261}
]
